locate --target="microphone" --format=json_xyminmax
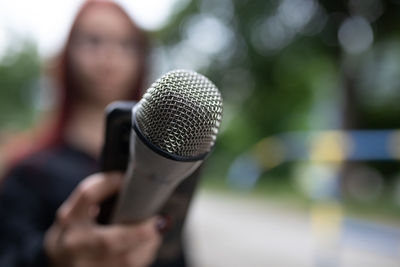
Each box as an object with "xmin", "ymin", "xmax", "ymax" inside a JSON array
[{"xmin": 109, "ymin": 69, "xmax": 223, "ymax": 223}]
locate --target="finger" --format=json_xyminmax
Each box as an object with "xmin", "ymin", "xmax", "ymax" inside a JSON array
[
  {"xmin": 59, "ymin": 172, "xmax": 123, "ymax": 225},
  {"xmin": 56, "ymin": 217, "xmax": 160, "ymax": 259},
  {"xmin": 96, "ymin": 217, "xmax": 161, "ymax": 255},
  {"xmin": 57, "ymin": 227, "xmax": 114, "ymax": 259},
  {"xmin": 60, "ymin": 227, "xmax": 98, "ymax": 257},
  {"xmin": 120, "ymin": 231, "xmax": 161, "ymax": 267}
]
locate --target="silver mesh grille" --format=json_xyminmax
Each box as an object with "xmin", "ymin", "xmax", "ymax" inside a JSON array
[{"xmin": 135, "ymin": 69, "xmax": 223, "ymax": 157}]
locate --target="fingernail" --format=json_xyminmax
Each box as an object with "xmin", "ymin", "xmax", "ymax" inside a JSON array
[{"xmin": 156, "ymin": 215, "xmax": 172, "ymax": 234}]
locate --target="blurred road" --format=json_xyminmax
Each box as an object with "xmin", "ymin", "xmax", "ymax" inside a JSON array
[{"xmin": 185, "ymin": 190, "xmax": 400, "ymax": 267}]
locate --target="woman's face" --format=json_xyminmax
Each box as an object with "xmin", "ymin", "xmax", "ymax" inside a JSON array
[{"xmin": 69, "ymin": 5, "xmax": 140, "ymax": 107}]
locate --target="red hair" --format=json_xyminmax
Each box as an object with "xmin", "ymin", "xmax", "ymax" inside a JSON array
[
  {"xmin": 51, "ymin": 0, "xmax": 149, "ymax": 146},
  {"xmin": 2, "ymin": 0, "xmax": 149, "ymax": 168}
]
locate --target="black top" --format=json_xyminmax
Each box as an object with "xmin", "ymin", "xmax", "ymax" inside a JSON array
[{"xmin": 0, "ymin": 144, "xmax": 199, "ymax": 267}]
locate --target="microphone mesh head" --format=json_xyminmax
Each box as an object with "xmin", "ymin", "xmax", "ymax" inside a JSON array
[{"xmin": 135, "ymin": 69, "xmax": 223, "ymax": 158}]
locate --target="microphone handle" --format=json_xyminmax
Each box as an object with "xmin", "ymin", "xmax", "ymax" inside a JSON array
[{"xmin": 111, "ymin": 129, "xmax": 202, "ymax": 223}]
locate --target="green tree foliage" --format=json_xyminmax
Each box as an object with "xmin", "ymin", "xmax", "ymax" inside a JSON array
[
  {"xmin": 155, "ymin": 0, "xmax": 400, "ymax": 203},
  {"xmin": 155, "ymin": 0, "xmax": 343, "ymax": 177},
  {"xmin": 0, "ymin": 39, "xmax": 41, "ymax": 131}
]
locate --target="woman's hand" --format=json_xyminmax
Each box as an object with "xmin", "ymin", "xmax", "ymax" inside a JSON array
[{"xmin": 44, "ymin": 172, "xmax": 162, "ymax": 267}]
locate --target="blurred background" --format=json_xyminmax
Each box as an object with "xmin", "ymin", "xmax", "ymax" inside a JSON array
[{"xmin": 1, "ymin": 0, "xmax": 400, "ymax": 266}]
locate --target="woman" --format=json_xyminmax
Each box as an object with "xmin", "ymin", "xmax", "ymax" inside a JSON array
[{"xmin": 0, "ymin": 1, "xmax": 198, "ymax": 266}]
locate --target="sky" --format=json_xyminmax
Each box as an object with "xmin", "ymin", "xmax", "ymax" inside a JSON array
[{"xmin": 0, "ymin": 0, "xmax": 184, "ymax": 57}]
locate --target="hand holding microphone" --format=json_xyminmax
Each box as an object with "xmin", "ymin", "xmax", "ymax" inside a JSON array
[
  {"xmin": 44, "ymin": 69, "xmax": 223, "ymax": 267},
  {"xmin": 44, "ymin": 172, "xmax": 163, "ymax": 267}
]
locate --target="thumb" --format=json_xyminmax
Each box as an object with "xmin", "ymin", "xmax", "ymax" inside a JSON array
[{"xmin": 58, "ymin": 172, "xmax": 123, "ymax": 225}]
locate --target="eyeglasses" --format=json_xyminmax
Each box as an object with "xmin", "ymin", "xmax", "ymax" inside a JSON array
[{"xmin": 73, "ymin": 32, "xmax": 143, "ymax": 56}]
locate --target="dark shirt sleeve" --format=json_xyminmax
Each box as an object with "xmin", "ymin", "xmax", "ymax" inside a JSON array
[{"xmin": 0, "ymin": 165, "xmax": 50, "ymax": 267}]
